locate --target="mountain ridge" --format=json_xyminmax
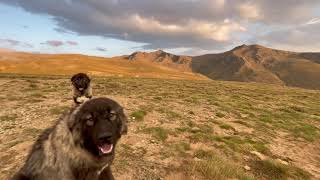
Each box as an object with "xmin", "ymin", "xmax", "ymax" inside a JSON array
[
  {"xmin": 0, "ymin": 44, "xmax": 320, "ymax": 89},
  {"xmin": 122, "ymin": 44, "xmax": 320, "ymax": 89}
]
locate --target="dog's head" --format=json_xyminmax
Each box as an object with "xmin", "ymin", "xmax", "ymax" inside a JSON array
[
  {"xmin": 71, "ymin": 73, "xmax": 91, "ymax": 93},
  {"xmin": 69, "ymin": 98, "xmax": 127, "ymax": 160}
]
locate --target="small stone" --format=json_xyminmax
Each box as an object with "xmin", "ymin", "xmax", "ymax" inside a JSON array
[
  {"xmin": 250, "ymin": 151, "xmax": 267, "ymax": 160},
  {"xmin": 243, "ymin": 155, "xmax": 250, "ymax": 161},
  {"xmin": 240, "ymin": 113, "xmax": 249, "ymax": 118},
  {"xmin": 276, "ymin": 158, "xmax": 289, "ymax": 165},
  {"xmin": 190, "ymin": 127, "xmax": 200, "ymax": 133},
  {"xmin": 194, "ymin": 157, "xmax": 201, "ymax": 162},
  {"xmin": 244, "ymin": 165, "xmax": 251, "ymax": 171}
]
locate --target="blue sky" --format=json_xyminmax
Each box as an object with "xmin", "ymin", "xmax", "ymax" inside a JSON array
[
  {"xmin": 0, "ymin": 3, "xmax": 145, "ymax": 57},
  {"xmin": 0, "ymin": 0, "xmax": 319, "ymax": 57}
]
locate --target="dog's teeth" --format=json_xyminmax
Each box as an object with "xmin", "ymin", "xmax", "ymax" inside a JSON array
[{"xmin": 99, "ymin": 144, "xmax": 113, "ymax": 154}]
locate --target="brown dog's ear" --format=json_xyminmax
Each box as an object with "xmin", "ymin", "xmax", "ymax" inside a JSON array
[
  {"xmin": 121, "ymin": 118, "xmax": 128, "ymax": 135},
  {"xmin": 71, "ymin": 74, "xmax": 76, "ymax": 82},
  {"xmin": 119, "ymin": 109, "xmax": 128, "ymax": 135}
]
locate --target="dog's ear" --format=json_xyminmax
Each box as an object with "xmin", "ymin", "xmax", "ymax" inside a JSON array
[
  {"xmin": 118, "ymin": 109, "xmax": 128, "ymax": 135},
  {"xmin": 67, "ymin": 105, "xmax": 81, "ymax": 131},
  {"xmin": 120, "ymin": 116, "xmax": 128, "ymax": 135},
  {"xmin": 87, "ymin": 76, "xmax": 91, "ymax": 83},
  {"xmin": 71, "ymin": 74, "xmax": 77, "ymax": 82}
]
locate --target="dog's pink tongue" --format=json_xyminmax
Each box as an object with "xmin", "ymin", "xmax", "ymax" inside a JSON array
[{"xmin": 99, "ymin": 144, "xmax": 113, "ymax": 154}]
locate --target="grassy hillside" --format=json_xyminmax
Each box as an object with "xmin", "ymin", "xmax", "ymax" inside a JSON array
[
  {"xmin": 0, "ymin": 51, "xmax": 206, "ymax": 80},
  {"xmin": 0, "ymin": 74, "xmax": 319, "ymax": 179}
]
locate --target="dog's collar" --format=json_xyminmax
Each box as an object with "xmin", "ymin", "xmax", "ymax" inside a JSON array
[{"xmin": 97, "ymin": 163, "xmax": 109, "ymax": 175}]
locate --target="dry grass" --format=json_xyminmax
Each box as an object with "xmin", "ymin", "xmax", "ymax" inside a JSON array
[
  {"xmin": 0, "ymin": 74, "xmax": 319, "ymax": 179},
  {"xmin": 0, "ymin": 51, "xmax": 206, "ymax": 80}
]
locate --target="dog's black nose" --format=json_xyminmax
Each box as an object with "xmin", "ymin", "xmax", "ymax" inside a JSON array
[{"xmin": 98, "ymin": 134, "xmax": 112, "ymax": 143}]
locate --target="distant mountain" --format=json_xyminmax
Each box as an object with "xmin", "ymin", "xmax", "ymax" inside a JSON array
[
  {"xmin": 1, "ymin": 44, "xmax": 320, "ymax": 89},
  {"xmin": 123, "ymin": 50, "xmax": 192, "ymax": 71},
  {"xmin": 192, "ymin": 44, "xmax": 320, "ymax": 89},
  {"xmin": 124, "ymin": 45, "xmax": 320, "ymax": 89}
]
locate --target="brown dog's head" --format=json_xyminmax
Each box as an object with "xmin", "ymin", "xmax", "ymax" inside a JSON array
[
  {"xmin": 69, "ymin": 98, "xmax": 127, "ymax": 161},
  {"xmin": 71, "ymin": 73, "xmax": 91, "ymax": 94}
]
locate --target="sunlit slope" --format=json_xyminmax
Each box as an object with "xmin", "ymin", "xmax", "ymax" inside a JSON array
[{"xmin": 0, "ymin": 51, "xmax": 206, "ymax": 80}]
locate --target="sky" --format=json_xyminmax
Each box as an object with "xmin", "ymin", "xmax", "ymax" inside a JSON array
[{"xmin": 0, "ymin": 0, "xmax": 319, "ymax": 57}]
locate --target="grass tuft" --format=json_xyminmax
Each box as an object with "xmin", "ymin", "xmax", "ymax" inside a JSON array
[
  {"xmin": 184, "ymin": 149, "xmax": 254, "ymax": 180},
  {"xmin": 141, "ymin": 127, "xmax": 169, "ymax": 142},
  {"xmin": 130, "ymin": 110, "xmax": 147, "ymax": 121}
]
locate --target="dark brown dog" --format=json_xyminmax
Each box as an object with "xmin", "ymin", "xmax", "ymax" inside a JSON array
[
  {"xmin": 13, "ymin": 98, "xmax": 128, "ymax": 180},
  {"xmin": 71, "ymin": 73, "xmax": 93, "ymax": 104}
]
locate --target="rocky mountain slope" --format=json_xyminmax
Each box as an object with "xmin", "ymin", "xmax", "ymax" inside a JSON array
[{"xmin": 126, "ymin": 45, "xmax": 320, "ymax": 89}]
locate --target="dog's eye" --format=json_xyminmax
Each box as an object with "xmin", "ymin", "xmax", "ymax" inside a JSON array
[
  {"xmin": 86, "ymin": 119, "xmax": 94, "ymax": 126},
  {"xmin": 109, "ymin": 110, "xmax": 117, "ymax": 121},
  {"xmin": 85, "ymin": 114, "xmax": 94, "ymax": 126}
]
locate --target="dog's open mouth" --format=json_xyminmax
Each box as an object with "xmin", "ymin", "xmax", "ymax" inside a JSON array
[{"xmin": 98, "ymin": 143, "xmax": 113, "ymax": 155}]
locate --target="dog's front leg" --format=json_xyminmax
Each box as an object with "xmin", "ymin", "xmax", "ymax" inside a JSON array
[{"xmin": 98, "ymin": 167, "xmax": 114, "ymax": 180}]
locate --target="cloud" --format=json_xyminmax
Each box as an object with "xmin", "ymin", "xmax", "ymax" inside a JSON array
[
  {"xmin": 0, "ymin": 38, "xmax": 19, "ymax": 46},
  {"xmin": 66, "ymin": 41, "xmax": 78, "ymax": 46},
  {"xmin": 258, "ymin": 22, "xmax": 320, "ymax": 52},
  {"xmin": 41, "ymin": 40, "xmax": 64, "ymax": 47},
  {"xmin": 54, "ymin": 27, "xmax": 74, "ymax": 34},
  {"xmin": 96, "ymin": 47, "xmax": 107, "ymax": 52},
  {"xmin": 305, "ymin": 18, "xmax": 320, "ymax": 25},
  {"xmin": 0, "ymin": 38, "xmax": 33, "ymax": 48},
  {"xmin": 238, "ymin": 2, "xmax": 262, "ymax": 20},
  {"xmin": 0, "ymin": 0, "xmax": 319, "ymax": 51},
  {"xmin": 41, "ymin": 40, "xmax": 78, "ymax": 47}
]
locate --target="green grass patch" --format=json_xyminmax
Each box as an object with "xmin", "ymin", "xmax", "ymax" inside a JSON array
[
  {"xmin": 171, "ymin": 142, "xmax": 191, "ymax": 156},
  {"xmin": 157, "ymin": 107, "xmax": 181, "ymax": 120},
  {"xmin": 233, "ymin": 120, "xmax": 251, "ymax": 127},
  {"xmin": 175, "ymin": 126, "xmax": 191, "ymax": 133},
  {"xmin": 130, "ymin": 110, "xmax": 147, "ymax": 121},
  {"xmin": 252, "ymin": 159, "xmax": 311, "ymax": 180},
  {"xmin": 214, "ymin": 136, "xmax": 270, "ymax": 154},
  {"xmin": 190, "ymin": 124, "xmax": 213, "ymax": 134},
  {"xmin": 141, "ymin": 127, "xmax": 169, "ymax": 142},
  {"xmin": 253, "ymin": 159, "xmax": 288, "ymax": 179},
  {"xmin": 184, "ymin": 149, "xmax": 254, "ymax": 180},
  {"xmin": 189, "ymin": 132, "xmax": 219, "ymax": 143},
  {"xmin": 292, "ymin": 124, "xmax": 319, "ymax": 142},
  {"xmin": 259, "ymin": 114, "xmax": 273, "ymax": 123},
  {"xmin": 216, "ymin": 112, "xmax": 226, "ymax": 118},
  {"xmin": 219, "ymin": 123, "xmax": 235, "ymax": 131}
]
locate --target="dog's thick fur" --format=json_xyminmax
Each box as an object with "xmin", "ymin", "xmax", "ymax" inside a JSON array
[
  {"xmin": 71, "ymin": 73, "xmax": 93, "ymax": 104},
  {"xmin": 13, "ymin": 98, "xmax": 128, "ymax": 180}
]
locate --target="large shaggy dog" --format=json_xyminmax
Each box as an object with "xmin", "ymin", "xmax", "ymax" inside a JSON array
[
  {"xmin": 71, "ymin": 73, "xmax": 93, "ymax": 104},
  {"xmin": 13, "ymin": 98, "xmax": 128, "ymax": 180}
]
